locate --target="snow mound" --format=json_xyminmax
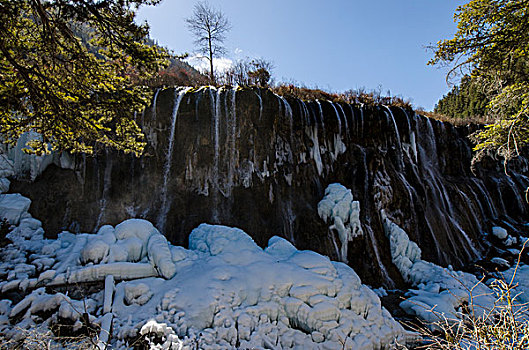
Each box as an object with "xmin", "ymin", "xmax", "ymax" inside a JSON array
[
  {"xmin": 110, "ymin": 224, "xmax": 405, "ymax": 349},
  {"xmin": 318, "ymin": 183, "xmax": 363, "ymax": 262}
]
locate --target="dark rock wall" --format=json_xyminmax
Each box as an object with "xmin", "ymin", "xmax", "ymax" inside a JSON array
[{"xmin": 11, "ymin": 87, "xmax": 529, "ymax": 288}]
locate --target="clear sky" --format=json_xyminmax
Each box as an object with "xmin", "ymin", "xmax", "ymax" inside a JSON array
[{"xmin": 137, "ymin": 0, "xmax": 467, "ymax": 110}]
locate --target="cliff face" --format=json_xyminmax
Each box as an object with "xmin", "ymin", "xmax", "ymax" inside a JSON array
[{"xmin": 10, "ymin": 87, "xmax": 529, "ymax": 287}]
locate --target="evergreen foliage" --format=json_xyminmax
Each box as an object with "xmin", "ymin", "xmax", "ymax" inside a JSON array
[
  {"xmin": 0, "ymin": 0, "xmax": 168, "ymax": 156},
  {"xmin": 430, "ymin": 0, "xmax": 529, "ymax": 160},
  {"xmin": 434, "ymin": 76, "xmax": 489, "ymax": 120}
]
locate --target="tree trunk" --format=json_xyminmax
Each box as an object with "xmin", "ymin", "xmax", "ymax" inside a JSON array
[{"xmin": 208, "ymin": 36, "xmax": 215, "ymax": 85}]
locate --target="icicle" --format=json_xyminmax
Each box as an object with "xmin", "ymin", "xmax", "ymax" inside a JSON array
[{"xmin": 157, "ymin": 87, "xmax": 192, "ymax": 232}]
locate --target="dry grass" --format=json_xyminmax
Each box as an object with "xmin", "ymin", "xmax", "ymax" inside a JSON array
[
  {"xmin": 407, "ymin": 244, "xmax": 529, "ymax": 349},
  {"xmin": 272, "ymin": 84, "xmax": 413, "ymax": 109},
  {"xmin": 0, "ymin": 327, "xmax": 99, "ymax": 349},
  {"xmin": 418, "ymin": 109, "xmax": 494, "ymax": 127}
]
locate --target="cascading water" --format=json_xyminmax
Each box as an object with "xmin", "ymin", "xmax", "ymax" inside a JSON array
[
  {"xmin": 156, "ymin": 87, "xmax": 192, "ymax": 232},
  {"xmin": 152, "ymin": 88, "xmax": 161, "ymax": 121},
  {"xmin": 15, "ymin": 87, "xmax": 529, "ymax": 289},
  {"xmin": 336, "ymin": 103, "xmax": 349, "ymax": 138}
]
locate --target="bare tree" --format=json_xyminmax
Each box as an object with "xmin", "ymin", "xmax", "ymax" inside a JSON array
[
  {"xmin": 186, "ymin": 1, "xmax": 231, "ymax": 84},
  {"xmin": 221, "ymin": 57, "xmax": 274, "ymax": 87}
]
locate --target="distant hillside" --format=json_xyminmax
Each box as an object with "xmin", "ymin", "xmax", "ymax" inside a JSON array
[
  {"xmin": 146, "ymin": 56, "xmax": 209, "ymax": 88},
  {"xmin": 72, "ymin": 24, "xmax": 208, "ymax": 88},
  {"xmin": 434, "ymin": 76, "xmax": 489, "ymax": 120}
]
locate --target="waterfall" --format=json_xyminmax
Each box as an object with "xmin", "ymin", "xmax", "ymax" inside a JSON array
[
  {"xmin": 359, "ymin": 105, "xmax": 364, "ymax": 137},
  {"xmin": 336, "ymin": 103, "xmax": 349, "ymax": 138},
  {"xmin": 330, "ymin": 102, "xmax": 342, "ymax": 136},
  {"xmin": 157, "ymin": 87, "xmax": 191, "ymax": 232},
  {"xmin": 254, "ymin": 90, "xmax": 263, "ymax": 120},
  {"xmin": 226, "ymin": 87, "xmax": 237, "ymax": 196},
  {"xmin": 277, "ymin": 95, "xmax": 294, "ymax": 159},
  {"xmin": 152, "ymin": 88, "xmax": 161, "ymax": 121},
  {"xmin": 209, "ymin": 87, "xmax": 223, "ymax": 222},
  {"xmin": 316, "ymin": 100, "xmax": 325, "ymax": 130},
  {"xmin": 365, "ymin": 225, "xmax": 395, "ymax": 289}
]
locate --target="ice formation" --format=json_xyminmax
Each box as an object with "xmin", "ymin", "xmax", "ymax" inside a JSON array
[
  {"xmin": 0, "ymin": 155, "xmax": 407, "ymax": 349},
  {"xmin": 318, "ymin": 184, "xmax": 363, "ymax": 262},
  {"xmin": 381, "ymin": 210, "xmax": 496, "ymax": 324}
]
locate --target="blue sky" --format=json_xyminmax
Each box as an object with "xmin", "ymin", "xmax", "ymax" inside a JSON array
[{"xmin": 137, "ymin": 0, "xmax": 467, "ymax": 110}]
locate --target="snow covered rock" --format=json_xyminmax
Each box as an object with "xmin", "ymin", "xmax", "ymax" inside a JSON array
[
  {"xmin": 0, "ymin": 194, "xmax": 31, "ymax": 225},
  {"xmin": 0, "ymin": 190, "xmax": 407, "ymax": 349},
  {"xmin": 124, "ymin": 282, "xmax": 153, "ymax": 306},
  {"xmin": 115, "ymin": 219, "xmax": 159, "ymax": 243},
  {"xmin": 80, "ymin": 239, "xmax": 110, "ymax": 264},
  {"xmin": 109, "ymin": 224, "xmax": 406, "ymax": 349},
  {"xmin": 0, "ymin": 178, "xmax": 10, "ymax": 194}
]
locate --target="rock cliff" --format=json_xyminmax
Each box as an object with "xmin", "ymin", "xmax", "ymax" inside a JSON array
[{"xmin": 10, "ymin": 86, "xmax": 529, "ymax": 287}]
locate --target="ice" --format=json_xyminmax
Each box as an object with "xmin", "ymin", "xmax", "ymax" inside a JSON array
[
  {"xmin": 98, "ymin": 313, "xmax": 113, "ymax": 349},
  {"xmin": 0, "ymin": 178, "xmax": 10, "ymax": 193},
  {"xmin": 7, "ymin": 132, "xmax": 55, "ymax": 181},
  {"xmin": 492, "ymin": 226, "xmax": 508, "ymax": 240},
  {"xmin": 318, "ymin": 184, "xmax": 363, "ymax": 262},
  {"xmin": 0, "ymin": 153, "xmax": 15, "ymax": 178},
  {"xmin": 0, "ymin": 188, "xmax": 407, "ymax": 348},
  {"xmin": 147, "ymin": 233, "xmax": 176, "ymax": 279},
  {"xmin": 103, "ymin": 275, "xmax": 115, "ymax": 314},
  {"xmin": 0, "ymin": 193, "xmax": 31, "ymax": 225},
  {"xmin": 48, "ymin": 262, "xmax": 158, "ymax": 285},
  {"xmin": 382, "ymin": 210, "xmax": 496, "ymax": 325}
]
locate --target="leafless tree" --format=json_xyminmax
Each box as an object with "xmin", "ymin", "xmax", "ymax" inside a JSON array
[
  {"xmin": 185, "ymin": 1, "xmax": 231, "ymax": 84},
  {"xmin": 221, "ymin": 57, "xmax": 274, "ymax": 87}
]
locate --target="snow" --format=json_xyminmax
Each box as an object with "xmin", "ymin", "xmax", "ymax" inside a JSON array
[
  {"xmin": 0, "ymin": 193, "xmax": 31, "ymax": 225},
  {"xmin": 103, "ymin": 275, "xmax": 115, "ymax": 314},
  {"xmin": 147, "ymin": 233, "xmax": 176, "ymax": 279},
  {"xmin": 318, "ymin": 183, "xmax": 363, "ymax": 262},
  {"xmin": 7, "ymin": 153, "xmax": 521, "ymax": 349},
  {"xmin": 381, "ymin": 210, "xmax": 496, "ymax": 325},
  {"xmin": 0, "ymin": 178, "xmax": 10, "ymax": 194},
  {"xmin": 0, "ymin": 190, "xmax": 407, "ymax": 348}
]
